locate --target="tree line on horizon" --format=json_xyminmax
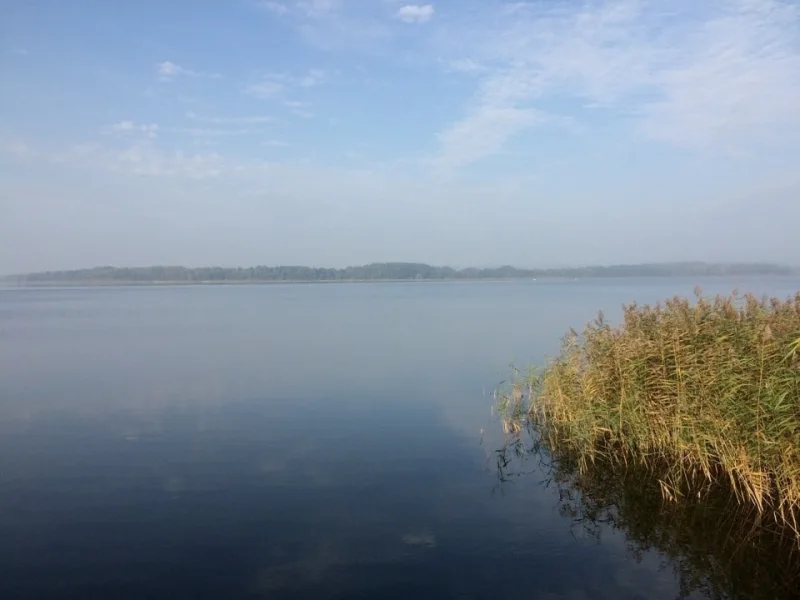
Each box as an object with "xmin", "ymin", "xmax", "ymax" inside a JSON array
[{"xmin": 5, "ymin": 262, "xmax": 796, "ymax": 284}]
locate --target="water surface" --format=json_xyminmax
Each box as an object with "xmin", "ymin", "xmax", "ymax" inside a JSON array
[{"xmin": 1, "ymin": 279, "xmax": 798, "ymax": 599}]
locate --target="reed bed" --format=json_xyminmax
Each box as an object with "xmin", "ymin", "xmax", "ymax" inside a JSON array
[{"xmin": 501, "ymin": 290, "xmax": 800, "ymax": 536}]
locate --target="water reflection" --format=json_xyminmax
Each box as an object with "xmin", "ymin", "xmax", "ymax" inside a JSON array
[
  {"xmin": 493, "ymin": 426, "xmax": 800, "ymax": 600},
  {"xmin": 2, "ymin": 393, "xmax": 688, "ymax": 600},
  {"xmin": 5, "ymin": 282, "xmax": 800, "ymax": 599}
]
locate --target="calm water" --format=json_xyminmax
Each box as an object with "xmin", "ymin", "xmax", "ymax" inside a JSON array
[{"xmin": 1, "ymin": 279, "xmax": 799, "ymax": 599}]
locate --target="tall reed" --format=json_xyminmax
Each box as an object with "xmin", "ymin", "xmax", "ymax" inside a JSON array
[{"xmin": 504, "ymin": 290, "xmax": 800, "ymax": 535}]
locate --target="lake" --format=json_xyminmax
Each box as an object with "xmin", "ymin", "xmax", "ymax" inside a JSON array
[{"xmin": 1, "ymin": 278, "xmax": 799, "ymax": 599}]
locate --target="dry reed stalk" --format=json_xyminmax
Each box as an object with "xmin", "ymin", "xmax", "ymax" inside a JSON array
[{"xmin": 503, "ymin": 290, "xmax": 800, "ymax": 538}]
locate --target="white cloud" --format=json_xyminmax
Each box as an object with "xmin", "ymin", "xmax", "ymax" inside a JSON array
[
  {"xmin": 246, "ymin": 80, "xmax": 285, "ymax": 99},
  {"xmin": 258, "ymin": 1, "xmax": 289, "ymax": 15},
  {"xmin": 255, "ymin": 1, "xmax": 392, "ymax": 53},
  {"xmin": 434, "ymin": 0, "xmax": 800, "ymax": 167},
  {"xmin": 72, "ymin": 142, "xmax": 227, "ymax": 179},
  {"xmin": 1, "ymin": 140, "xmax": 36, "ymax": 158},
  {"xmin": 442, "ymin": 58, "xmax": 486, "ymax": 74},
  {"xmin": 284, "ymin": 100, "xmax": 314, "ymax": 118},
  {"xmin": 396, "ymin": 4, "xmax": 434, "ymax": 23},
  {"xmin": 300, "ymin": 69, "xmax": 325, "ymax": 87},
  {"xmin": 636, "ymin": 0, "xmax": 800, "ymax": 152},
  {"xmin": 109, "ymin": 121, "xmax": 160, "ymax": 138},
  {"xmin": 142, "ymin": 125, "xmax": 160, "ymax": 139},
  {"xmin": 3, "ymin": 138, "xmax": 227, "ymax": 179},
  {"xmin": 157, "ymin": 61, "xmax": 221, "ymax": 82},
  {"xmin": 245, "ymin": 71, "xmax": 324, "ymax": 116},
  {"xmin": 171, "ymin": 128, "xmax": 264, "ymax": 137},
  {"xmin": 12, "ymin": 47, "xmax": 29, "ymax": 56},
  {"xmin": 6, "ymin": 139, "xmax": 397, "ymax": 191},
  {"xmin": 435, "ymin": 107, "xmax": 545, "ymax": 171},
  {"xmin": 256, "ymin": 0, "xmax": 340, "ymax": 18},
  {"xmin": 251, "ymin": 69, "xmax": 326, "ymax": 90},
  {"xmin": 296, "ymin": 0, "xmax": 341, "ymax": 17},
  {"xmin": 112, "ymin": 121, "xmax": 136, "ymax": 131},
  {"xmin": 189, "ymin": 114, "xmax": 273, "ymax": 124},
  {"xmin": 209, "ymin": 116, "xmax": 274, "ymax": 124}
]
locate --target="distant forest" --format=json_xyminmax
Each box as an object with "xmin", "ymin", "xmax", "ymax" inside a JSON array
[{"xmin": 4, "ymin": 262, "xmax": 797, "ymax": 285}]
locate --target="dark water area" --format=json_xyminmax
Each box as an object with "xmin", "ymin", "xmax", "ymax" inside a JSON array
[{"xmin": 1, "ymin": 279, "xmax": 799, "ymax": 599}]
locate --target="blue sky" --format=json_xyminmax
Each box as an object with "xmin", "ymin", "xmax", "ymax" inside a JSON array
[{"xmin": 2, "ymin": 0, "xmax": 799, "ymax": 272}]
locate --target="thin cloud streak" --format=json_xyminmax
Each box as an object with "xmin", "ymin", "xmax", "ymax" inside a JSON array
[
  {"xmin": 434, "ymin": 0, "xmax": 800, "ymax": 167},
  {"xmin": 187, "ymin": 113, "xmax": 273, "ymax": 125},
  {"xmin": 256, "ymin": 0, "xmax": 341, "ymax": 18},
  {"xmin": 157, "ymin": 61, "xmax": 221, "ymax": 82},
  {"xmin": 246, "ymin": 80, "xmax": 285, "ymax": 99},
  {"xmin": 396, "ymin": 5, "xmax": 435, "ymax": 23},
  {"xmin": 108, "ymin": 121, "xmax": 160, "ymax": 138},
  {"xmin": 169, "ymin": 128, "xmax": 265, "ymax": 137}
]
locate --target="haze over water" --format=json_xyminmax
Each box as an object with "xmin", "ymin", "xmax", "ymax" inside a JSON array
[{"xmin": 1, "ymin": 278, "xmax": 799, "ymax": 599}]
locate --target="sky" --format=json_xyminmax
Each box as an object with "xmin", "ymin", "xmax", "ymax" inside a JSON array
[{"xmin": 1, "ymin": 0, "xmax": 799, "ymax": 273}]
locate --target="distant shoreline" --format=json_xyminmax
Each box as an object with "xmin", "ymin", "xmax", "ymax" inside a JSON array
[
  {"xmin": 4, "ymin": 275, "xmax": 799, "ymax": 289},
  {"xmin": 3, "ymin": 262, "xmax": 797, "ymax": 287}
]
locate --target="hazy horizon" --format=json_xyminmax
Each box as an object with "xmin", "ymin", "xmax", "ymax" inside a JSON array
[
  {"xmin": 5, "ymin": 259, "xmax": 798, "ymax": 280},
  {"xmin": 3, "ymin": 0, "xmax": 800, "ymax": 273}
]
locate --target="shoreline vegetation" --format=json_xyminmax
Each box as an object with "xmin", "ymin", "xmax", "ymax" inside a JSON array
[
  {"xmin": 3, "ymin": 261, "xmax": 798, "ymax": 286},
  {"xmin": 497, "ymin": 289, "xmax": 800, "ymax": 540}
]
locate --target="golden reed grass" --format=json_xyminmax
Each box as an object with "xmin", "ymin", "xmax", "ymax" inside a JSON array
[{"xmin": 501, "ymin": 289, "xmax": 800, "ymax": 537}]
